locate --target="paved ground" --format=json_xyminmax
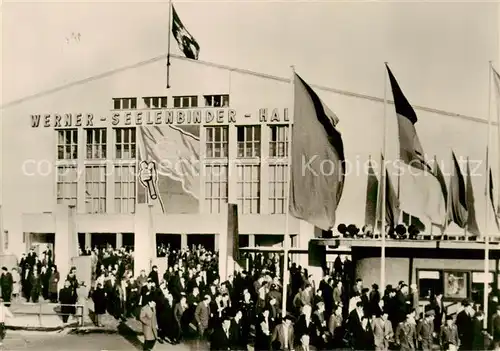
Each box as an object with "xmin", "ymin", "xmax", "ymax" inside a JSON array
[{"xmin": 2, "ymin": 331, "xmax": 201, "ymax": 350}]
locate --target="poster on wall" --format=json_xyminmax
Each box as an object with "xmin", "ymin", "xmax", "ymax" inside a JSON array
[
  {"xmin": 137, "ymin": 125, "xmax": 201, "ymax": 214},
  {"xmin": 444, "ymin": 271, "xmax": 468, "ymax": 299}
]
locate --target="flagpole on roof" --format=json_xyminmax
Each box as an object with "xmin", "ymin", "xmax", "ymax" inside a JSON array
[
  {"xmin": 281, "ymin": 65, "xmax": 295, "ymax": 318},
  {"xmin": 484, "ymin": 61, "xmax": 493, "ymax": 328},
  {"xmin": 166, "ymin": 0, "xmax": 173, "ymax": 89},
  {"xmin": 381, "ymin": 62, "xmax": 388, "ymax": 291}
]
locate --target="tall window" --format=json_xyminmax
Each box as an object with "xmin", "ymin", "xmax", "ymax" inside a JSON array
[
  {"xmin": 115, "ymin": 128, "xmax": 136, "ymax": 159},
  {"xmin": 236, "ymin": 165, "xmax": 260, "ymax": 214},
  {"xmin": 114, "ymin": 165, "xmax": 136, "ymax": 213},
  {"xmin": 204, "ymin": 164, "xmax": 228, "ymax": 213},
  {"xmin": 269, "ymin": 164, "xmax": 288, "ymax": 214},
  {"xmin": 173, "ymin": 95, "xmax": 198, "ymax": 108},
  {"xmin": 86, "ymin": 128, "xmax": 107, "ymax": 159},
  {"xmin": 269, "ymin": 125, "xmax": 289, "ymax": 158},
  {"xmin": 237, "ymin": 126, "xmax": 261, "ymax": 158},
  {"xmin": 85, "ymin": 165, "xmax": 106, "ymax": 213},
  {"xmin": 56, "ymin": 165, "xmax": 78, "ymax": 206},
  {"xmin": 206, "ymin": 126, "xmax": 228, "ymax": 158},
  {"xmin": 144, "ymin": 96, "xmax": 168, "ymax": 109},
  {"xmin": 113, "ymin": 97, "xmax": 137, "ymax": 110},
  {"xmin": 57, "ymin": 129, "xmax": 78, "ymax": 160},
  {"xmin": 204, "ymin": 94, "xmax": 229, "ymax": 107}
]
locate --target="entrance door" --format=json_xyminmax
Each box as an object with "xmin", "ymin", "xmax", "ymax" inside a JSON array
[
  {"xmin": 188, "ymin": 234, "xmax": 215, "ymax": 252},
  {"xmin": 156, "ymin": 234, "xmax": 181, "ymax": 254},
  {"xmin": 91, "ymin": 233, "xmax": 116, "ymax": 250}
]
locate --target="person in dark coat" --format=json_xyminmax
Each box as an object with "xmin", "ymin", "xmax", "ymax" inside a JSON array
[
  {"xmin": 48, "ymin": 266, "xmax": 60, "ymax": 303},
  {"xmin": 0, "ymin": 267, "xmax": 13, "ymax": 305},
  {"xmin": 354, "ymin": 316, "xmax": 375, "ymax": 350},
  {"xmin": 92, "ymin": 282, "xmax": 106, "ymax": 327},
  {"xmin": 429, "ymin": 292, "xmax": 445, "ymax": 334},
  {"xmin": 30, "ymin": 269, "xmax": 42, "ymax": 303},
  {"xmin": 148, "ymin": 266, "xmax": 160, "ymax": 288},
  {"xmin": 493, "ymin": 305, "xmax": 500, "ymax": 342},
  {"xmin": 59, "ymin": 280, "xmax": 75, "ymax": 323},
  {"xmin": 210, "ymin": 316, "xmax": 232, "ymax": 351},
  {"xmin": 472, "ymin": 311, "xmax": 491, "ymax": 351},
  {"xmin": 456, "ymin": 300, "xmax": 474, "ymax": 351},
  {"xmin": 153, "ymin": 288, "xmax": 168, "ymax": 344}
]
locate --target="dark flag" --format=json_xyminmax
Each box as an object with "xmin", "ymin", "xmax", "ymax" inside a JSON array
[
  {"xmin": 172, "ymin": 5, "xmax": 200, "ymax": 60},
  {"xmin": 289, "ymin": 73, "xmax": 345, "ymax": 231},
  {"xmin": 364, "ymin": 156, "xmax": 379, "ymax": 229},
  {"xmin": 376, "ymin": 155, "xmax": 400, "ymax": 231},
  {"xmin": 447, "ymin": 152, "xmax": 468, "ymax": 228},
  {"xmin": 489, "ymin": 168, "xmax": 500, "ymax": 230},
  {"xmin": 465, "ymin": 158, "xmax": 480, "ymax": 236}
]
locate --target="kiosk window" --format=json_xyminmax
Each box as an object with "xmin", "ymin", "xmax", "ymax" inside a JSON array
[
  {"xmin": 472, "ymin": 272, "xmax": 493, "ymax": 304},
  {"xmin": 418, "ymin": 270, "xmax": 442, "ymax": 299}
]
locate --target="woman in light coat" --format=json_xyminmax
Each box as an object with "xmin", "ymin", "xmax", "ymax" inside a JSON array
[{"xmin": 11, "ymin": 268, "xmax": 20, "ymax": 300}]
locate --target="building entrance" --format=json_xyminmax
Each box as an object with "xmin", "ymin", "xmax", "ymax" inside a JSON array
[{"xmin": 188, "ymin": 234, "xmax": 215, "ymax": 252}]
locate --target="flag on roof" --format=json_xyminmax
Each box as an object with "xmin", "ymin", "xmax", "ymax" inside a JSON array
[
  {"xmin": 172, "ymin": 5, "xmax": 200, "ymax": 60},
  {"xmin": 465, "ymin": 158, "xmax": 480, "ymax": 236},
  {"xmin": 447, "ymin": 152, "xmax": 468, "ymax": 228}
]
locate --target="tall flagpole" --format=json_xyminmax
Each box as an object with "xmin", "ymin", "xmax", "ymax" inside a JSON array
[
  {"xmin": 484, "ymin": 61, "xmax": 493, "ymax": 328},
  {"xmin": 166, "ymin": 0, "xmax": 173, "ymax": 89},
  {"xmin": 381, "ymin": 62, "xmax": 388, "ymax": 290},
  {"xmin": 281, "ymin": 65, "xmax": 295, "ymax": 318}
]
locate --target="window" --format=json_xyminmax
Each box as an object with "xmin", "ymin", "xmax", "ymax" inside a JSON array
[
  {"xmin": 115, "ymin": 128, "xmax": 136, "ymax": 159},
  {"xmin": 206, "ymin": 126, "xmax": 228, "ymax": 158},
  {"xmin": 237, "ymin": 126, "xmax": 261, "ymax": 158},
  {"xmin": 236, "ymin": 165, "xmax": 260, "ymax": 214},
  {"xmin": 417, "ymin": 270, "xmax": 443, "ymax": 299},
  {"xmin": 144, "ymin": 96, "xmax": 168, "ymax": 109},
  {"xmin": 269, "ymin": 164, "xmax": 288, "ymax": 214},
  {"xmin": 85, "ymin": 165, "xmax": 106, "ymax": 213},
  {"xmin": 270, "ymin": 125, "xmax": 289, "ymax": 158},
  {"xmin": 113, "ymin": 97, "xmax": 137, "ymax": 110},
  {"xmin": 86, "ymin": 128, "xmax": 107, "ymax": 159},
  {"xmin": 173, "ymin": 95, "xmax": 198, "ymax": 108},
  {"xmin": 472, "ymin": 272, "xmax": 494, "ymax": 304},
  {"xmin": 204, "ymin": 94, "xmax": 229, "ymax": 107},
  {"xmin": 204, "ymin": 164, "xmax": 228, "ymax": 213},
  {"xmin": 57, "ymin": 129, "xmax": 78, "ymax": 160},
  {"xmin": 114, "ymin": 165, "xmax": 136, "ymax": 213},
  {"xmin": 56, "ymin": 165, "xmax": 78, "ymax": 206}
]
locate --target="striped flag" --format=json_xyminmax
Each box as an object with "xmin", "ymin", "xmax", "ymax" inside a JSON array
[
  {"xmin": 289, "ymin": 73, "xmax": 345, "ymax": 231},
  {"xmin": 447, "ymin": 152, "xmax": 468, "ymax": 228},
  {"xmin": 376, "ymin": 155, "xmax": 400, "ymax": 230},
  {"xmin": 465, "ymin": 158, "xmax": 480, "ymax": 236},
  {"xmin": 172, "ymin": 5, "xmax": 200, "ymax": 60},
  {"xmin": 386, "ymin": 64, "xmax": 446, "ymax": 227},
  {"xmin": 432, "ymin": 155, "xmax": 448, "ymax": 231}
]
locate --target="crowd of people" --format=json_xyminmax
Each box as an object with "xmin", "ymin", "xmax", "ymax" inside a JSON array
[{"xmin": 6, "ymin": 244, "xmax": 500, "ymax": 351}]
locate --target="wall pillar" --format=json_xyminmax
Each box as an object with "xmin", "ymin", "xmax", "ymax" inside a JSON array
[
  {"xmin": 84, "ymin": 233, "xmax": 91, "ymax": 250},
  {"xmin": 134, "ymin": 204, "xmax": 155, "ymax": 277},
  {"xmin": 248, "ymin": 234, "xmax": 255, "ymax": 247},
  {"xmin": 181, "ymin": 234, "xmax": 188, "ymax": 249},
  {"xmin": 55, "ymin": 204, "xmax": 78, "ymax": 290},
  {"xmin": 116, "ymin": 232, "xmax": 123, "ymax": 249},
  {"xmin": 214, "ymin": 234, "xmax": 219, "ymax": 252}
]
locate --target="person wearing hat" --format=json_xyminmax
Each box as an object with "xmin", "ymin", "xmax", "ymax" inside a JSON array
[
  {"xmin": 209, "ymin": 315, "xmax": 232, "ymax": 351},
  {"xmin": 417, "ymin": 310, "xmax": 435, "ymax": 351},
  {"xmin": 271, "ymin": 314, "xmax": 295, "ymax": 351},
  {"xmin": 440, "ymin": 315, "xmax": 459, "ymax": 351}
]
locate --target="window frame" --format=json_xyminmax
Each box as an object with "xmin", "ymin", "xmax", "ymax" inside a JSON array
[{"xmin": 237, "ymin": 125, "xmax": 261, "ymax": 159}]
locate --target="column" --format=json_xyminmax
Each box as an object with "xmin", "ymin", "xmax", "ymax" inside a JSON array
[
  {"xmin": 134, "ymin": 203, "xmax": 155, "ymax": 276},
  {"xmin": 106, "ymin": 126, "xmax": 114, "ymax": 213},
  {"xmin": 228, "ymin": 124, "xmax": 238, "ymax": 204},
  {"xmin": 84, "ymin": 233, "xmax": 91, "ymax": 250},
  {"xmin": 116, "ymin": 232, "xmax": 123, "ymax": 249},
  {"xmin": 214, "ymin": 234, "xmax": 219, "ymax": 252},
  {"xmin": 77, "ymin": 128, "xmax": 85, "ymax": 213},
  {"xmin": 55, "ymin": 204, "xmax": 78, "ymax": 290},
  {"xmin": 248, "ymin": 234, "xmax": 255, "ymax": 247},
  {"xmin": 260, "ymin": 125, "xmax": 270, "ymax": 214},
  {"xmin": 181, "ymin": 234, "xmax": 188, "ymax": 249}
]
